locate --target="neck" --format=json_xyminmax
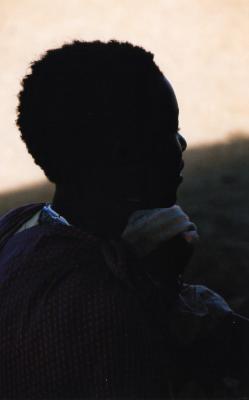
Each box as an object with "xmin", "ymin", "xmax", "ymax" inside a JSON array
[{"xmin": 51, "ymin": 183, "xmax": 141, "ymax": 239}]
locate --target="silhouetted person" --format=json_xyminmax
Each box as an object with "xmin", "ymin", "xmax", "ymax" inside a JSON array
[{"xmin": 0, "ymin": 40, "xmax": 247, "ymax": 399}]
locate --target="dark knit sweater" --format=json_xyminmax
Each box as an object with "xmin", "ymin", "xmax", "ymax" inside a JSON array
[{"xmin": 0, "ymin": 203, "xmax": 247, "ymax": 399}]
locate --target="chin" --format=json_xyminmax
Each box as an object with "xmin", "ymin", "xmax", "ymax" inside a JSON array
[
  {"xmin": 164, "ymin": 195, "xmax": 177, "ymax": 208},
  {"xmin": 141, "ymin": 193, "xmax": 177, "ymax": 209},
  {"xmin": 139, "ymin": 178, "xmax": 181, "ymax": 209}
]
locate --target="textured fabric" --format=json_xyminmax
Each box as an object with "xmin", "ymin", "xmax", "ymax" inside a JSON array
[
  {"xmin": 0, "ymin": 203, "xmax": 171, "ymax": 399},
  {"xmin": 15, "ymin": 203, "xmax": 71, "ymax": 236},
  {"xmin": 14, "ymin": 209, "xmax": 41, "ymax": 235},
  {"xmin": 0, "ymin": 203, "xmax": 247, "ymax": 399}
]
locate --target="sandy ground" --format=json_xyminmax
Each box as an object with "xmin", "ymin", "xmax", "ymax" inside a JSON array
[{"xmin": 0, "ymin": 0, "xmax": 248, "ymax": 192}]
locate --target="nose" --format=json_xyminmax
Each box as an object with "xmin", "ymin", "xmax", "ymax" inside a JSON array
[{"xmin": 177, "ymin": 133, "xmax": 187, "ymax": 152}]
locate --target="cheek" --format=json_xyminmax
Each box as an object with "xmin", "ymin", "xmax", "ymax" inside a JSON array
[
  {"xmin": 153, "ymin": 137, "xmax": 182, "ymax": 168},
  {"xmin": 167, "ymin": 141, "xmax": 182, "ymax": 172},
  {"xmin": 158, "ymin": 151, "xmax": 181, "ymax": 178},
  {"xmin": 144, "ymin": 166, "xmax": 177, "ymax": 196}
]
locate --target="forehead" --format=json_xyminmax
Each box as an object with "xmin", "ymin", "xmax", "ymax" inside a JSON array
[
  {"xmin": 147, "ymin": 74, "xmax": 179, "ymax": 134},
  {"xmin": 162, "ymin": 76, "xmax": 179, "ymax": 117}
]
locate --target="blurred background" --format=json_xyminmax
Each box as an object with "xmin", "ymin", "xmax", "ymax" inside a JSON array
[{"xmin": 0, "ymin": 0, "xmax": 249, "ymax": 313}]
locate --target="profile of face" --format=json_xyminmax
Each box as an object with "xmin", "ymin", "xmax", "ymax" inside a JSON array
[{"xmin": 127, "ymin": 76, "xmax": 187, "ymax": 210}]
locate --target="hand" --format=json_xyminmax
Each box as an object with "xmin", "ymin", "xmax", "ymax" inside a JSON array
[
  {"xmin": 122, "ymin": 205, "xmax": 199, "ymax": 258},
  {"xmin": 121, "ymin": 205, "xmax": 199, "ymax": 284}
]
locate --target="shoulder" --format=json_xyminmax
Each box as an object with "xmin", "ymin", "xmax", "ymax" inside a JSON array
[{"xmin": 0, "ymin": 227, "xmax": 169, "ymax": 398}]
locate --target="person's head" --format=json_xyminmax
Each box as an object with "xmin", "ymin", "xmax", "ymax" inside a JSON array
[{"xmin": 17, "ymin": 40, "xmax": 186, "ymax": 210}]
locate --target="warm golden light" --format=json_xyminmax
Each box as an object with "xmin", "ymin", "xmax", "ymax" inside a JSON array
[{"xmin": 0, "ymin": 0, "xmax": 248, "ymax": 191}]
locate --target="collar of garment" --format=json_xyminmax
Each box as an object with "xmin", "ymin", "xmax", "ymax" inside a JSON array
[{"xmin": 14, "ymin": 203, "xmax": 71, "ymax": 236}]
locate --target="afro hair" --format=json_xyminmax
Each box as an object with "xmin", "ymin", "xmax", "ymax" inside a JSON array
[{"xmin": 17, "ymin": 40, "xmax": 175, "ymax": 183}]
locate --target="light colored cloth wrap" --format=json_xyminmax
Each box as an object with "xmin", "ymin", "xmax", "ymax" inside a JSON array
[{"xmin": 122, "ymin": 205, "xmax": 199, "ymax": 258}]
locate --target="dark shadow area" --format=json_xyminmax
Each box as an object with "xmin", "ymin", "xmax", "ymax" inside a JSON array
[
  {"xmin": 178, "ymin": 133, "xmax": 249, "ymax": 316},
  {"xmin": 0, "ymin": 133, "xmax": 249, "ymax": 315}
]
